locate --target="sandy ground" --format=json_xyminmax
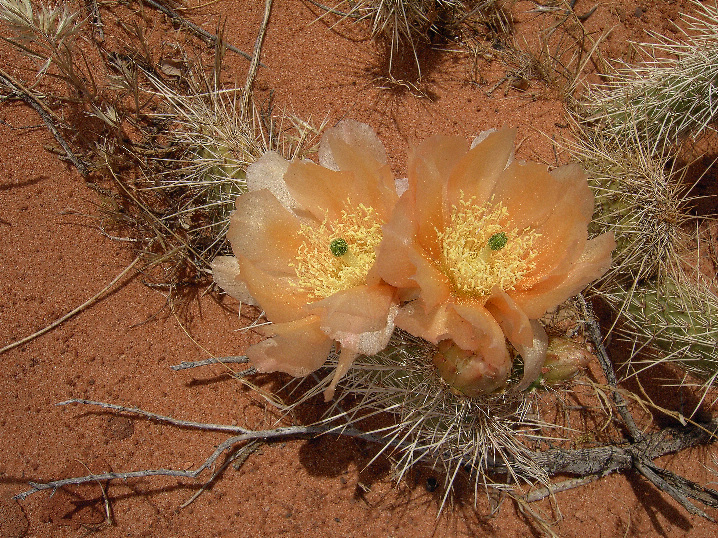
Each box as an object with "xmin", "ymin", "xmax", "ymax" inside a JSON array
[{"xmin": 1, "ymin": 0, "xmax": 718, "ymax": 536}]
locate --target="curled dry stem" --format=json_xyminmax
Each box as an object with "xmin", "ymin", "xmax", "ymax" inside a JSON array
[{"xmin": 140, "ymin": 0, "xmax": 256, "ymax": 63}]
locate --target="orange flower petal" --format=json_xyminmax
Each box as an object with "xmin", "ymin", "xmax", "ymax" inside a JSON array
[
  {"xmin": 451, "ymin": 302, "xmax": 512, "ymax": 366},
  {"xmin": 505, "ymin": 163, "xmax": 595, "ymax": 289},
  {"xmin": 512, "ymin": 232, "xmax": 616, "ymax": 318},
  {"xmin": 518, "ymin": 177, "xmax": 593, "ymax": 287},
  {"xmin": 306, "ymin": 283, "xmax": 398, "ymax": 355},
  {"xmin": 374, "ymin": 192, "xmax": 453, "ymax": 307},
  {"xmin": 407, "ymin": 248, "xmax": 452, "ymax": 310},
  {"xmin": 396, "ymin": 301, "xmax": 480, "ymax": 351},
  {"xmin": 446, "ymin": 128, "xmax": 516, "ymax": 209},
  {"xmin": 283, "ymin": 162, "xmax": 351, "ymax": 221},
  {"xmin": 490, "ymin": 160, "xmax": 565, "ymax": 231},
  {"xmin": 328, "ymin": 137, "xmax": 397, "ymax": 218},
  {"xmin": 444, "ymin": 302, "xmax": 513, "ymax": 392},
  {"xmin": 408, "ymin": 135, "xmax": 468, "ymax": 255},
  {"xmin": 484, "ymin": 289, "xmax": 533, "ymax": 350},
  {"xmin": 247, "ymin": 315, "xmax": 334, "ymax": 377},
  {"xmin": 324, "ymin": 348, "xmax": 360, "ymax": 401},
  {"xmin": 518, "ymin": 225, "xmax": 586, "ymax": 291},
  {"xmin": 245, "ymin": 151, "xmax": 294, "ymax": 210},
  {"xmin": 284, "ymin": 160, "xmax": 397, "ymax": 223},
  {"xmin": 230, "ymin": 189, "xmax": 305, "ymax": 276},
  {"xmin": 514, "ymin": 320, "xmax": 548, "ymax": 391},
  {"xmin": 548, "ymin": 163, "xmax": 595, "ymax": 223},
  {"xmin": 397, "ymin": 299, "xmax": 510, "ymax": 370},
  {"xmin": 210, "ymin": 255, "xmax": 257, "ymax": 305},
  {"xmin": 373, "ymin": 194, "xmax": 420, "ymax": 288},
  {"xmin": 237, "ymin": 256, "xmax": 311, "ymax": 323},
  {"xmin": 319, "ymin": 119, "xmax": 388, "ymax": 171}
]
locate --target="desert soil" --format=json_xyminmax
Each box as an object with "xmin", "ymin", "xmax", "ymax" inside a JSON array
[{"xmin": 1, "ymin": 0, "xmax": 717, "ymax": 536}]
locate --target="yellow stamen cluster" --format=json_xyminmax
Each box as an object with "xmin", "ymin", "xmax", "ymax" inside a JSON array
[
  {"xmin": 437, "ymin": 195, "xmax": 539, "ymax": 299},
  {"xmin": 292, "ymin": 201, "xmax": 383, "ymax": 299}
]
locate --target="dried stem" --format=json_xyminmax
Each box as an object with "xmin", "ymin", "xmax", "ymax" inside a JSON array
[
  {"xmin": 14, "ymin": 399, "xmax": 386, "ymax": 501},
  {"xmin": 525, "ymin": 474, "xmax": 607, "ymax": 503},
  {"xmin": 170, "ymin": 356, "xmax": 251, "ymax": 370},
  {"xmin": 0, "ymin": 66, "xmax": 89, "ymax": 176},
  {"xmin": 140, "ymin": 0, "xmax": 256, "ymax": 64},
  {"xmin": 579, "ymin": 294, "xmax": 642, "ymax": 441},
  {"xmin": 86, "ymin": 0, "xmax": 104, "ymax": 41},
  {"xmin": 0, "ymin": 257, "xmax": 141, "ymax": 355},
  {"xmin": 241, "ymin": 0, "xmax": 272, "ymax": 115},
  {"xmin": 15, "ymin": 387, "xmax": 718, "ymax": 520}
]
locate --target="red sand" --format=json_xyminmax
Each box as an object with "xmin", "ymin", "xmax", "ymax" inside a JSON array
[{"xmin": 1, "ymin": 1, "xmax": 717, "ymax": 536}]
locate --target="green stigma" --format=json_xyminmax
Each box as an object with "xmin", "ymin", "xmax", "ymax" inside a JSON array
[
  {"xmin": 329, "ymin": 238, "xmax": 349, "ymax": 257},
  {"xmin": 488, "ymin": 232, "xmax": 508, "ymax": 251}
]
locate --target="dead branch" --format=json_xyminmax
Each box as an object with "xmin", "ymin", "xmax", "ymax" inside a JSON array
[
  {"xmin": 14, "ymin": 398, "xmax": 386, "ymax": 501},
  {"xmin": 579, "ymin": 294, "xmax": 642, "ymax": 440},
  {"xmin": 573, "ymin": 294, "xmax": 718, "ymax": 520},
  {"xmin": 11, "ymin": 295, "xmax": 718, "ymax": 518},
  {"xmin": 241, "ymin": 0, "xmax": 272, "ymax": 114},
  {"xmin": 14, "ymin": 391, "xmax": 718, "ymax": 520},
  {"xmin": 0, "ymin": 257, "xmax": 141, "ymax": 355}
]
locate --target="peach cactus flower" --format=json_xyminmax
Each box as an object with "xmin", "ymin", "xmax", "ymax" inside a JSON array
[
  {"xmin": 375, "ymin": 129, "xmax": 615, "ymax": 396},
  {"xmin": 212, "ymin": 120, "xmax": 399, "ymax": 399}
]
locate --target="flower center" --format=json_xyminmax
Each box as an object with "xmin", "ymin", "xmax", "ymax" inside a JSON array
[
  {"xmin": 437, "ymin": 195, "xmax": 539, "ymax": 299},
  {"xmin": 291, "ymin": 201, "xmax": 383, "ymax": 300}
]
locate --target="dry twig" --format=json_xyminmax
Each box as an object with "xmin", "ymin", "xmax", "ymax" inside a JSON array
[
  {"xmin": 572, "ymin": 294, "xmax": 718, "ymax": 520},
  {"xmin": 170, "ymin": 355, "xmax": 251, "ymax": 370},
  {"xmin": 0, "ymin": 66, "xmax": 89, "ymax": 176},
  {"xmin": 15, "ymin": 389, "xmax": 718, "ymax": 520},
  {"xmin": 0, "ymin": 257, "xmax": 141, "ymax": 355},
  {"xmin": 140, "ymin": 0, "xmax": 256, "ymax": 64},
  {"xmin": 241, "ymin": 0, "xmax": 272, "ymax": 114},
  {"xmin": 14, "ymin": 398, "xmax": 385, "ymax": 501}
]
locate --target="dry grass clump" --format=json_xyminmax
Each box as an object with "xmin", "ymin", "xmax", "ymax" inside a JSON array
[
  {"xmin": 0, "ymin": 0, "xmax": 87, "ymax": 91},
  {"xmin": 313, "ymin": 0, "xmax": 507, "ymax": 80}
]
